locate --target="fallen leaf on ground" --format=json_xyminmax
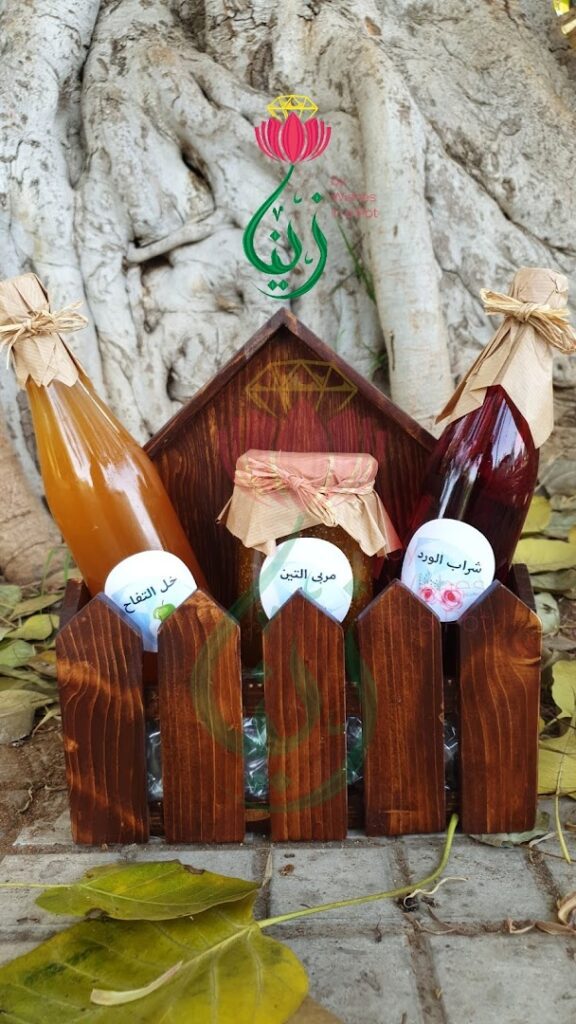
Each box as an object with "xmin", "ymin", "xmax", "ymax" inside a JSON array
[
  {"xmin": 0, "ymin": 640, "xmax": 35, "ymax": 669},
  {"xmin": 522, "ymin": 495, "xmax": 551, "ymax": 534},
  {"xmin": 535, "ymin": 593, "xmax": 560, "ymax": 636},
  {"xmin": 471, "ymin": 811, "xmax": 551, "ymax": 847},
  {"xmin": 0, "ymin": 898, "xmax": 307, "ymax": 1023},
  {"xmin": 557, "ymin": 891, "xmax": 576, "ymax": 927},
  {"xmin": 539, "ymin": 725, "xmax": 576, "ymax": 797},
  {"xmin": 514, "ymin": 539, "xmax": 576, "ymax": 573},
  {"xmin": 8, "ymin": 614, "xmax": 58, "ymax": 641},
  {"xmin": 36, "ymin": 860, "xmax": 260, "ymax": 920},
  {"xmin": 0, "ymin": 585, "xmax": 22, "ymax": 618},
  {"xmin": 530, "ymin": 568, "xmax": 576, "ymax": 595},
  {"xmin": 12, "ymin": 593, "xmax": 63, "ymax": 617},
  {"xmin": 551, "ymin": 662, "xmax": 576, "ymax": 719}
]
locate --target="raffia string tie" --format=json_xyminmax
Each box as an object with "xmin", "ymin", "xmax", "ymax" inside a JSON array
[
  {"xmin": 0, "ymin": 301, "xmax": 88, "ymax": 366},
  {"xmin": 234, "ymin": 459, "xmax": 374, "ymax": 528},
  {"xmin": 480, "ymin": 288, "xmax": 576, "ymax": 354}
]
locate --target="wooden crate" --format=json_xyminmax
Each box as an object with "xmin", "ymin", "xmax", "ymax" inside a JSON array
[{"xmin": 55, "ymin": 310, "xmax": 542, "ymax": 845}]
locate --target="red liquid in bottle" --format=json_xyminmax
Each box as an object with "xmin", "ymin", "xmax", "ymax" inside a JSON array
[{"xmin": 407, "ymin": 385, "xmax": 538, "ymax": 581}]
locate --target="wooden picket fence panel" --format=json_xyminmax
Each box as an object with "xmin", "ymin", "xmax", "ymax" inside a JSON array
[{"xmin": 56, "ymin": 573, "xmax": 541, "ymax": 846}]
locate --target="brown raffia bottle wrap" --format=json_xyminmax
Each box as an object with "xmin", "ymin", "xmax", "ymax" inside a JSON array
[
  {"xmin": 0, "ymin": 273, "xmax": 85, "ymax": 388},
  {"xmin": 437, "ymin": 267, "xmax": 576, "ymax": 449}
]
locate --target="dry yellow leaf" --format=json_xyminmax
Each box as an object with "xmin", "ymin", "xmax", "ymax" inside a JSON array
[
  {"xmin": 552, "ymin": 662, "xmax": 576, "ymax": 719},
  {"xmin": 522, "ymin": 495, "xmax": 551, "ymax": 535},
  {"xmin": 514, "ymin": 538, "xmax": 576, "ymax": 573},
  {"xmin": 538, "ymin": 727, "xmax": 576, "ymax": 797}
]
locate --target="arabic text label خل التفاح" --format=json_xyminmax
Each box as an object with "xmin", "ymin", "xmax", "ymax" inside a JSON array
[{"xmin": 123, "ymin": 576, "xmax": 178, "ymax": 614}]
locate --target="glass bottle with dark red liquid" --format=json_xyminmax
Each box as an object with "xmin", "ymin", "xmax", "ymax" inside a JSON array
[{"xmin": 406, "ymin": 384, "xmax": 538, "ymax": 582}]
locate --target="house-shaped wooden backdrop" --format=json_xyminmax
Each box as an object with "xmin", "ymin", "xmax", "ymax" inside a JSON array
[{"xmin": 57, "ymin": 310, "xmax": 541, "ymax": 847}]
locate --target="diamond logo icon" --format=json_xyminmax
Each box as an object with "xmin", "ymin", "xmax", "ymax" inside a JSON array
[
  {"xmin": 245, "ymin": 360, "xmax": 358, "ymax": 416},
  {"xmin": 266, "ymin": 94, "xmax": 319, "ymax": 121}
]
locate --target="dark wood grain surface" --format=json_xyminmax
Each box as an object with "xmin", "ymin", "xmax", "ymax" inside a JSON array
[
  {"xmin": 263, "ymin": 591, "xmax": 347, "ymax": 841},
  {"xmin": 357, "ymin": 581, "xmax": 445, "ymax": 835},
  {"xmin": 146, "ymin": 310, "xmax": 432, "ymax": 614},
  {"xmin": 458, "ymin": 581, "xmax": 541, "ymax": 834},
  {"xmin": 157, "ymin": 590, "xmax": 244, "ymax": 843},
  {"xmin": 56, "ymin": 595, "xmax": 149, "ymax": 844}
]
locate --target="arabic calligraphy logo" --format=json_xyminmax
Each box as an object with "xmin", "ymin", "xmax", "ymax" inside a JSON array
[{"xmin": 243, "ymin": 94, "xmax": 332, "ymax": 299}]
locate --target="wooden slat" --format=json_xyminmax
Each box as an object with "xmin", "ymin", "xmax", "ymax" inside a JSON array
[
  {"xmin": 56, "ymin": 595, "xmax": 148, "ymax": 844},
  {"xmin": 508, "ymin": 562, "xmax": 536, "ymax": 612},
  {"xmin": 458, "ymin": 581, "xmax": 541, "ymax": 834},
  {"xmin": 263, "ymin": 592, "xmax": 347, "ymax": 841},
  {"xmin": 157, "ymin": 590, "xmax": 244, "ymax": 843},
  {"xmin": 59, "ymin": 578, "xmax": 90, "ymax": 630},
  {"xmin": 357, "ymin": 581, "xmax": 445, "ymax": 836}
]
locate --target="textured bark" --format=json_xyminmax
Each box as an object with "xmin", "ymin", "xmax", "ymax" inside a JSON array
[
  {"xmin": 0, "ymin": 418, "xmax": 62, "ymax": 582},
  {"xmin": 0, "ymin": 0, "xmax": 574, "ymax": 579}
]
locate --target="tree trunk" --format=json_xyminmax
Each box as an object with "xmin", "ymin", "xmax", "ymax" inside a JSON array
[{"xmin": 0, "ymin": 0, "xmax": 574, "ymax": 580}]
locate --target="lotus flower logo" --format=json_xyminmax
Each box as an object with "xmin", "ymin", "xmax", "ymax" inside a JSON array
[
  {"xmin": 243, "ymin": 94, "xmax": 332, "ymax": 299},
  {"xmin": 255, "ymin": 111, "xmax": 332, "ymax": 164}
]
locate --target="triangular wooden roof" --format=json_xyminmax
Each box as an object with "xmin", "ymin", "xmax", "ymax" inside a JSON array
[{"xmin": 148, "ymin": 309, "xmax": 433, "ymax": 458}]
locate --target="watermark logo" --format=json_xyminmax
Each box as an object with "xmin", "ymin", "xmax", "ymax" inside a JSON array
[
  {"xmin": 329, "ymin": 176, "xmax": 379, "ymax": 219},
  {"xmin": 243, "ymin": 94, "xmax": 332, "ymax": 300}
]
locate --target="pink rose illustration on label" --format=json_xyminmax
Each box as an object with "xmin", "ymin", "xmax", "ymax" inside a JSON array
[
  {"xmin": 401, "ymin": 518, "xmax": 495, "ymax": 622},
  {"xmin": 439, "ymin": 585, "xmax": 464, "ymax": 612},
  {"xmin": 244, "ymin": 94, "xmax": 332, "ymax": 300}
]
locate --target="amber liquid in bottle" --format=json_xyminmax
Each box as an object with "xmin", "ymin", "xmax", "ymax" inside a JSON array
[
  {"xmin": 407, "ymin": 385, "xmax": 538, "ymax": 581},
  {"xmin": 26, "ymin": 371, "xmax": 207, "ymax": 595}
]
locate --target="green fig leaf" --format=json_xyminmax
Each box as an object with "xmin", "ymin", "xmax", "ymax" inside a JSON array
[
  {"xmin": 8, "ymin": 614, "xmax": 58, "ymax": 641},
  {"xmin": 0, "ymin": 640, "xmax": 35, "ymax": 669},
  {"xmin": 0, "ymin": 584, "xmax": 22, "ymax": 618},
  {"xmin": 36, "ymin": 860, "xmax": 260, "ymax": 921},
  {"xmin": 0, "ymin": 897, "xmax": 308, "ymax": 1023},
  {"xmin": 12, "ymin": 593, "xmax": 63, "ymax": 617}
]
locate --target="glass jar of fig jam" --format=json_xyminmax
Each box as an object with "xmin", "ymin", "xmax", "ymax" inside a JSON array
[{"xmin": 218, "ymin": 450, "xmax": 401, "ymax": 673}]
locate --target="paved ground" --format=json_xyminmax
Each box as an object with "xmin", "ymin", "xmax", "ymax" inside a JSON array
[{"xmin": 0, "ymin": 789, "xmax": 575, "ymax": 1023}]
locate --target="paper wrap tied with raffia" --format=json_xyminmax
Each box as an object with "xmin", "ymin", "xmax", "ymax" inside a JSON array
[
  {"xmin": 437, "ymin": 267, "xmax": 576, "ymax": 449},
  {"xmin": 218, "ymin": 450, "xmax": 401, "ymax": 557},
  {"xmin": 0, "ymin": 273, "xmax": 87, "ymax": 388}
]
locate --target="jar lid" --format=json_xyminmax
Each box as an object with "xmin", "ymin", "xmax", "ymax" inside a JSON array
[{"xmin": 217, "ymin": 449, "xmax": 401, "ymax": 557}]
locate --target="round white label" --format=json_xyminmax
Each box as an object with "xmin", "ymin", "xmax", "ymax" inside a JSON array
[
  {"xmin": 401, "ymin": 518, "xmax": 495, "ymax": 622},
  {"xmin": 259, "ymin": 537, "xmax": 353, "ymax": 622},
  {"xmin": 104, "ymin": 550, "xmax": 197, "ymax": 651}
]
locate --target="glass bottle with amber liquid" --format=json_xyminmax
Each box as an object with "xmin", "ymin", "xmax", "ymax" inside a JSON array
[{"xmin": 0, "ymin": 274, "xmax": 207, "ymax": 596}]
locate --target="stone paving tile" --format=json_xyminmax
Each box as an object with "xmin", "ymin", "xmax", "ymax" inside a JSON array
[
  {"xmin": 278, "ymin": 931, "xmax": 424, "ymax": 1024},
  {"xmin": 431, "ymin": 933, "xmax": 576, "ymax": 1024},
  {"xmin": 0, "ymin": 852, "xmax": 118, "ymax": 939},
  {"xmin": 269, "ymin": 843, "xmax": 403, "ymax": 925},
  {"xmin": 399, "ymin": 834, "xmax": 553, "ymax": 923},
  {"xmin": 14, "ymin": 806, "xmax": 73, "ymax": 847},
  {"xmin": 0, "ymin": 940, "xmax": 38, "ymax": 966}
]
